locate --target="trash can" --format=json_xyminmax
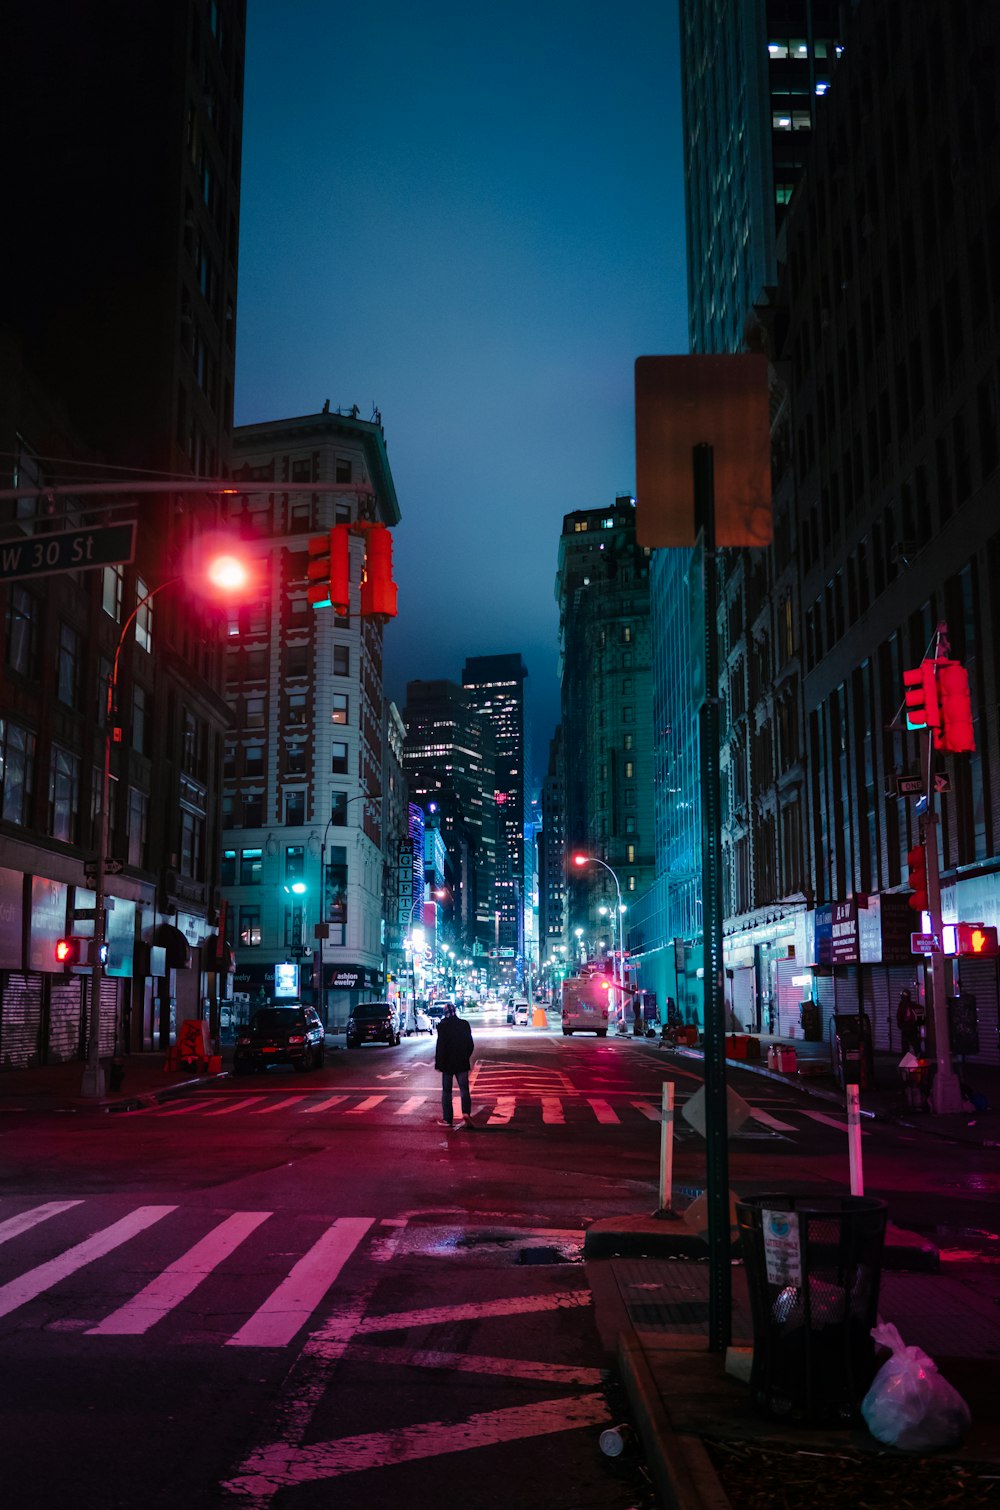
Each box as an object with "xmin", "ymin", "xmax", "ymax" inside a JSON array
[
  {"xmin": 800, "ymin": 1001, "xmax": 822, "ymax": 1041},
  {"xmin": 736, "ymin": 1193, "xmax": 887, "ymax": 1424},
  {"xmin": 832, "ymin": 1012, "xmax": 875, "ymax": 1090}
]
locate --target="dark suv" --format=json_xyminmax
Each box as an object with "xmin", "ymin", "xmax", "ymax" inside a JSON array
[
  {"xmin": 233, "ymin": 1004, "xmax": 326, "ymax": 1074},
  {"xmin": 346, "ymin": 1001, "xmax": 401, "ymax": 1048}
]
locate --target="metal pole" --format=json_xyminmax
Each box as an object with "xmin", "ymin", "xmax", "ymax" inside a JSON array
[
  {"xmin": 921, "ymin": 729, "xmax": 963, "ymax": 1113},
  {"xmin": 658, "ymin": 1081, "xmax": 676, "ymax": 1215},
  {"xmin": 846, "ymin": 1084, "xmax": 864, "ymax": 1195},
  {"xmin": 695, "ymin": 442, "xmax": 731, "ymax": 1353}
]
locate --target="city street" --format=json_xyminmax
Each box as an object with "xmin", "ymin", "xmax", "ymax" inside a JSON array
[{"xmin": 2, "ymin": 1024, "xmax": 999, "ymax": 1508}]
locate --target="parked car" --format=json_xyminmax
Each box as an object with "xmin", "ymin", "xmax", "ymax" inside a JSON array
[
  {"xmin": 233, "ymin": 1004, "xmax": 326, "ymax": 1073},
  {"xmin": 411, "ymin": 1006, "xmax": 434, "ymax": 1035},
  {"xmin": 346, "ymin": 1000, "xmax": 402, "ymax": 1047},
  {"xmin": 507, "ymin": 998, "xmax": 530, "ymax": 1026}
]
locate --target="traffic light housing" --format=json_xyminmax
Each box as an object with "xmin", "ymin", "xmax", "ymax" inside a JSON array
[
  {"xmin": 307, "ymin": 526, "xmax": 351, "ymax": 614},
  {"xmin": 903, "ymin": 661, "xmax": 940, "ymax": 733},
  {"xmin": 906, "ymin": 843, "xmax": 928, "ymax": 912},
  {"xmin": 360, "ymin": 523, "xmax": 398, "ymax": 619},
  {"xmin": 956, "ymin": 923, "xmax": 999, "ymax": 956},
  {"xmin": 55, "ymin": 937, "xmax": 88, "ymax": 968},
  {"xmin": 935, "ymin": 660, "xmax": 975, "ymax": 753}
]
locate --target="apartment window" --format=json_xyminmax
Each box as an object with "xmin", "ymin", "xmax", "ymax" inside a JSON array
[
  {"xmin": 623, "ymin": 733, "xmax": 633, "ymax": 751},
  {"xmin": 245, "ymin": 696, "xmax": 265, "ymax": 729},
  {"xmin": 286, "ymin": 644, "xmax": 309, "ymax": 678},
  {"xmin": 241, "ymin": 791, "xmax": 263, "ymax": 827},
  {"xmin": 56, "ymin": 623, "xmax": 80, "ymax": 708},
  {"xmin": 135, "ymin": 578, "xmax": 153, "ymax": 652},
  {"xmin": 222, "ymin": 795, "xmax": 235, "ymax": 829},
  {"xmin": 333, "ymin": 644, "xmax": 349, "ymax": 676},
  {"xmin": 625, "ymin": 816, "xmax": 636, "ymax": 833},
  {"xmin": 245, "ymin": 649, "xmax": 267, "ymax": 680},
  {"xmin": 336, "ymin": 458, "xmax": 352, "ymax": 484},
  {"xmin": 0, "ymin": 718, "xmax": 35, "ymax": 824},
  {"xmin": 330, "ymin": 790, "xmax": 347, "ymax": 826},
  {"xmin": 621, "ymin": 625, "xmax": 632, "ymax": 643},
  {"xmin": 626, "ymin": 843, "xmax": 636, "ymax": 864},
  {"xmin": 625, "ymin": 760, "xmax": 634, "ymax": 779},
  {"xmin": 179, "ymin": 808, "xmax": 204, "ymax": 879},
  {"xmin": 287, "ymin": 692, "xmax": 307, "ymax": 725},
  {"xmin": 285, "ymin": 844, "xmax": 305, "ymax": 883},
  {"xmin": 622, "ymin": 678, "xmax": 633, "ymax": 694},
  {"xmin": 324, "ymin": 843, "xmax": 348, "ymax": 926},
  {"xmin": 331, "ymin": 693, "xmax": 348, "ymax": 725},
  {"xmin": 284, "ymin": 789, "xmax": 305, "ymax": 825},
  {"xmin": 623, "ymin": 707, "xmax": 634, "ymax": 725},
  {"xmin": 240, "ymin": 847, "xmax": 262, "ymax": 884},
  {"xmin": 244, "ymin": 744, "xmax": 264, "ymax": 777},
  {"xmin": 221, "ymin": 848, "xmax": 237, "ymax": 885},
  {"xmin": 286, "ymin": 743, "xmax": 307, "ymax": 775},
  {"xmin": 291, "ymin": 457, "xmax": 314, "ymax": 483},
  {"xmin": 127, "ymin": 788, "xmax": 149, "ymax": 868},
  {"xmin": 289, "ymin": 501, "xmax": 312, "ymax": 530},
  {"xmin": 223, "ymin": 744, "xmax": 236, "ymax": 780},
  {"xmin": 132, "ymin": 685, "xmax": 148, "ymax": 754},
  {"xmin": 102, "ymin": 564, "xmax": 123, "ymax": 622},
  {"xmin": 49, "ymin": 745, "xmax": 81, "ymax": 843},
  {"xmin": 331, "ymin": 741, "xmax": 348, "ymax": 774},
  {"xmin": 627, "ymin": 875, "xmax": 636, "ymax": 892},
  {"xmin": 238, "ymin": 906, "xmax": 261, "ymax": 947}
]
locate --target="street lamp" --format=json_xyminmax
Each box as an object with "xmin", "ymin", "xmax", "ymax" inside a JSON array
[
  {"xmin": 82, "ymin": 543, "xmax": 254, "ymax": 1097},
  {"xmin": 573, "ymin": 853, "xmax": 625, "ymax": 1025}
]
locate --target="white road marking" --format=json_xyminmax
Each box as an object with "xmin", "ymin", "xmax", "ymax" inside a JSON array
[
  {"xmin": 299, "ymin": 1095, "xmax": 349, "ymax": 1113},
  {"xmin": 749, "ymin": 1107, "xmax": 798, "ymax": 1133},
  {"xmin": 395, "ymin": 1096, "xmax": 426, "ymax": 1116},
  {"xmin": 356, "ymin": 1288, "xmax": 591, "ymax": 1335},
  {"xmin": 587, "ymin": 1097, "xmax": 619, "ymax": 1124},
  {"xmin": 222, "ymin": 1392, "xmax": 610, "ymax": 1495},
  {"xmin": 803, "ymin": 1109, "xmax": 869, "ymax": 1134},
  {"xmin": 227, "ymin": 1216, "xmax": 374, "ymax": 1348},
  {"xmin": 202, "ymin": 1097, "xmax": 266, "ymax": 1116},
  {"xmin": 632, "ymin": 1101, "xmax": 661, "ymax": 1120},
  {"xmin": 0, "ymin": 1206, "xmax": 176, "ymax": 1320},
  {"xmin": 87, "ymin": 1211, "xmax": 271, "ymax": 1335},
  {"xmin": 486, "ymin": 1095, "xmax": 516, "ymax": 1125},
  {"xmin": 541, "ymin": 1097, "xmax": 564, "ymax": 1124},
  {"xmin": 154, "ymin": 1100, "xmax": 217, "ymax": 1116},
  {"xmin": 344, "ymin": 1096, "xmax": 386, "ymax": 1114},
  {"xmin": 0, "ymin": 1201, "xmax": 82, "ymax": 1246},
  {"xmin": 344, "ymin": 1341, "xmax": 603, "ymax": 1385},
  {"xmin": 250, "ymin": 1096, "xmax": 308, "ymax": 1114},
  {"xmin": 376, "ymin": 1071, "xmax": 405, "ymax": 1080}
]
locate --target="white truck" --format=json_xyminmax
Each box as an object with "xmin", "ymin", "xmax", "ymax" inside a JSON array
[{"xmin": 560, "ymin": 974, "xmax": 611, "ymax": 1036}]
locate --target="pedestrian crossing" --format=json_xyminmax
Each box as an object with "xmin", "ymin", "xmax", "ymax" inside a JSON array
[{"xmin": 128, "ymin": 1089, "xmax": 865, "ymax": 1138}]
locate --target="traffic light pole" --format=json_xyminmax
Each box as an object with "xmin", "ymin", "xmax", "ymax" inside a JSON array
[{"xmin": 921, "ymin": 731, "xmax": 963, "ymax": 1114}]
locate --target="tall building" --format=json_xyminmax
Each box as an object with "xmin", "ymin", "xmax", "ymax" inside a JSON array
[
  {"xmin": 401, "ymin": 680, "xmax": 496, "ymax": 954},
  {"xmin": 556, "ymin": 498, "xmax": 655, "ymax": 981},
  {"xmin": 0, "ymin": 1, "xmax": 247, "ymax": 1066},
  {"xmin": 461, "ymin": 654, "xmax": 529, "ymax": 987},
  {"xmin": 539, "ymin": 727, "xmax": 568, "ymax": 991},
  {"xmin": 222, "ymin": 408, "xmax": 400, "ymax": 1028}
]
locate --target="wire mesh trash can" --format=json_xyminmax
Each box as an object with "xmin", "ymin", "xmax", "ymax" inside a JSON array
[{"xmin": 736, "ymin": 1194, "xmax": 888, "ymax": 1424}]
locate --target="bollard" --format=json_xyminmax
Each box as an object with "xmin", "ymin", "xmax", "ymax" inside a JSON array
[
  {"xmin": 847, "ymin": 1083, "xmax": 864, "ymax": 1195},
  {"xmin": 658, "ymin": 1081, "xmax": 675, "ymax": 1216}
]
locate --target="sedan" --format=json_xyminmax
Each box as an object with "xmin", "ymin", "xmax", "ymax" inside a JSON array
[{"xmin": 233, "ymin": 1005, "xmax": 326, "ymax": 1074}]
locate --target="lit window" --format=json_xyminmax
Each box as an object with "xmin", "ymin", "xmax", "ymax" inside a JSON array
[
  {"xmin": 102, "ymin": 565, "xmax": 123, "ymax": 622},
  {"xmin": 238, "ymin": 906, "xmax": 261, "ymax": 947},
  {"xmin": 240, "ymin": 848, "xmax": 262, "ymax": 885},
  {"xmin": 627, "ymin": 844, "xmax": 636, "ymax": 863},
  {"xmin": 331, "ymin": 693, "xmax": 348, "ymax": 725},
  {"xmin": 135, "ymin": 578, "xmax": 153, "ymax": 652},
  {"xmin": 221, "ymin": 848, "xmax": 237, "ymax": 885}
]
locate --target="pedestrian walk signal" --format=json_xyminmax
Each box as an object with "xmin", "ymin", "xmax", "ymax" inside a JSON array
[{"xmin": 55, "ymin": 937, "xmax": 88, "ymax": 967}]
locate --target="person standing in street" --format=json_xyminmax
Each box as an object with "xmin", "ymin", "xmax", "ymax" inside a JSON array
[
  {"xmin": 434, "ymin": 1003, "xmax": 475, "ymax": 1128},
  {"xmin": 896, "ymin": 989, "xmax": 921, "ymax": 1057}
]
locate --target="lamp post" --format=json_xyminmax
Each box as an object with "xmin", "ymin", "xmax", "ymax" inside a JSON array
[
  {"xmin": 573, "ymin": 853, "xmax": 625, "ymax": 1026},
  {"xmin": 82, "ymin": 546, "xmax": 253, "ymax": 1097}
]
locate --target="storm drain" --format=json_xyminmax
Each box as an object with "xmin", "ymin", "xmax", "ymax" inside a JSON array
[{"xmin": 517, "ymin": 1245, "xmax": 577, "ymax": 1265}]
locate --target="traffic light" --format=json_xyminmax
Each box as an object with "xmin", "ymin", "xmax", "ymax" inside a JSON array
[
  {"xmin": 935, "ymin": 660, "xmax": 975, "ymax": 753},
  {"xmin": 902, "ymin": 660, "xmax": 940, "ymax": 733},
  {"xmin": 906, "ymin": 843, "xmax": 928, "ymax": 912},
  {"xmin": 307, "ymin": 526, "xmax": 351, "ymax": 614},
  {"xmin": 956, "ymin": 923, "xmax": 999, "ymax": 957},
  {"xmin": 55, "ymin": 937, "xmax": 88, "ymax": 968},
  {"xmin": 359, "ymin": 523, "xmax": 398, "ymax": 619}
]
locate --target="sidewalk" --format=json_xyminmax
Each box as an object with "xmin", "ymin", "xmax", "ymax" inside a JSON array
[{"xmin": 586, "ymin": 1032, "xmax": 1000, "ymax": 1508}]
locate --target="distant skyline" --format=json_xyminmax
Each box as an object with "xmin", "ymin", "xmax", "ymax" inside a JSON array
[{"xmin": 234, "ymin": 1, "xmax": 689, "ymax": 782}]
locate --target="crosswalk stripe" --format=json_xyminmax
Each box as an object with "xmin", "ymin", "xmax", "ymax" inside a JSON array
[
  {"xmin": 345, "ymin": 1096, "xmax": 386, "ymax": 1114},
  {"xmin": 632, "ymin": 1101, "xmax": 661, "ymax": 1120},
  {"xmin": 251, "ymin": 1096, "xmax": 308, "ymax": 1113},
  {"xmin": 0, "ymin": 1201, "xmax": 82, "ymax": 1247},
  {"xmin": 0, "ymin": 1205, "xmax": 176, "ymax": 1321},
  {"xmin": 155, "ymin": 1100, "xmax": 217, "ymax": 1117},
  {"xmin": 202, "ymin": 1096, "xmax": 266, "ymax": 1116},
  {"xmin": 227, "ymin": 1216, "xmax": 375, "ymax": 1349},
  {"xmin": 395, "ymin": 1096, "xmax": 426, "ymax": 1116},
  {"xmin": 87, "ymin": 1211, "xmax": 272, "ymax": 1336},
  {"xmin": 541, "ymin": 1097, "xmax": 564, "ymax": 1124},
  {"xmin": 803, "ymin": 1109, "xmax": 868, "ymax": 1134},
  {"xmin": 300, "ymin": 1095, "xmax": 349, "ymax": 1113},
  {"xmin": 750, "ymin": 1107, "xmax": 798, "ymax": 1133},
  {"xmin": 587, "ymin": 1098, "xmax": 619, "ymax": 1125},
  {"xmin": 486, "ymin": 1096, "xmax": 516, "ymax": 1126},
  {"xmin": 356, "ymin": 1288, "xmax": 592, "ymax": 1335}
]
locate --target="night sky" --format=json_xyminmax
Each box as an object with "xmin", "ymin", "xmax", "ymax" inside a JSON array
[{"xmin": 235, "ymin": 1, "xmax": 688, "ymax": 783}]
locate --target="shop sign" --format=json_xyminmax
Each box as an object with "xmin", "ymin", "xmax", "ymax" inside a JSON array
[
  {"xmin": 858, "ymin": 893, "xmax": 883, "ymax": 964},
  {"xmin": 814, "ymin": 904, "xmax": 833, "ymax": 966},
  {"xmin": 0, "ymin": 866, "xmax": 23, "ymax": 968},
  {"xmin": 106, "ymin": 897, "xmax": 136, "ymax": 977},
  {"xmin": 274, "ymin": 962, "xmax": 299, "ymax": 998},
  {"xmin": 830, "ymin": 900, "xmax": 858, "ymax": 964},
  {"xmin": 29, "ymin": 876, "xmax": 67, "ymax": 971},
  {"xmin": 881, "ymin": 893, "xmax": 917, "ymax": 964}
]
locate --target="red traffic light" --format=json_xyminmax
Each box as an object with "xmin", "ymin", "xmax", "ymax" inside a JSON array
[
  {"xmin": 359, "ymin": 523, "xmax": 398, "ymax": 619},
  {"xmin": 55, "ymin": 937, "xmax": 86, "ymax": 966},
  {"xmin": 956, "ymin": 923, "xmax": 999, "ymax": 956},
  {"xmin": 935, "ymin": 661, "xmax": 975, "ymax": 754},
  {"xmin": 307, "ymin": 526, "xmax": 351, "ymax": 615},
  {"xmin": 906, "ymin": 844, "xmax": 928, "ymax": 912},
  {"xmin": 902, "ymin": 661, "xmax": 940, "ymax": 733}
]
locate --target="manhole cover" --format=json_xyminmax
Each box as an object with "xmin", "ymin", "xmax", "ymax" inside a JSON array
[{"xmin": 518, "ymin": 1245, "xmax": 574, "ymax": 1265}]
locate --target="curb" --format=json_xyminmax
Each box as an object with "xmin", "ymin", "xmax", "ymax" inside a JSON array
[{"xmin": 583, "ymin": 1215, "xmax": 941, "ymax": 1273}]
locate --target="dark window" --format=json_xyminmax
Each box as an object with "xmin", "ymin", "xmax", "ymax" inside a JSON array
[
  {"xmin": 221, "ymin": 848, "xmax": 237, "ymax": 885},
  {"xmin": 0, "ymin": 718, "xmax": 36, "ymax": 825},
  {"xmin": 244, "ymin": 744, "xmax": 264, "ymax": 777},
  {"xmin": 331, "ymin": 741, "xmax": 348, "ymax": 774},
  {"xmin": 285, "ymin": 844, "xmax": 305, "ymax": 882},
  {"xmin": 286, "ymin": 743, "xmax": 307, "ymax": 775},
  {"xmin": 56, "ymin": 622, "xmax": 80, "ymax": 708},
  {"xmin": 333, "ymin": 644, "xmax": 349, "ymax": 676},
  {"xmin": 330, "ymin": 790, "xmax": 347, "ymax": 826},
  {"xmin": 285, "ymin": 789, "xmax": 305, "ymax": 824},
  {"xmin": 241, "ymin": 791, "xmax": 263, "ymax": 827},
  {"xmin": 49, "ymin": 745, "xmax": 81, "ymax": 842},
  {"xmin": 240, "ymin": 848, "xmax": 262, "ymax": 884},
  {"xmin": 5, "ymin": 588, "xmax": 38, "ymax": 678},
  {"xmin": 286, "ymin": 644, "xmax": 309, "ymax": 678}
]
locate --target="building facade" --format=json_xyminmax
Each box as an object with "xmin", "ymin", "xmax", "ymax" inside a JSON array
[{"xmin": 223, "ymin": 408, "xmax": 400, "ymax": 1028}]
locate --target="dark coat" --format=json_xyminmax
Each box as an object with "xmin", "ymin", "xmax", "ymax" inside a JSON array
[{"xmin": 434, "ymin": 1014, "xmax": 474, "ymax": 1073}]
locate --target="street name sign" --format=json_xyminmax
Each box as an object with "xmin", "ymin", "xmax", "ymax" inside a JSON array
[{"xmin": 0, "ymin": 522, "xmax": 136, "ymax": 582}]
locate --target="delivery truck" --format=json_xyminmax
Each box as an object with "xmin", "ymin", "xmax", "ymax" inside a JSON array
[{"xmin": 560, "ymin": 974, "xmax": 612, "ymax": 1036}]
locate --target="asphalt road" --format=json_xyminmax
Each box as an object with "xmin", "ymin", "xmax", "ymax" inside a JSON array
[{"xmin": 1, "ymin": 1022, "xmax": 997, "ymax": 1508}]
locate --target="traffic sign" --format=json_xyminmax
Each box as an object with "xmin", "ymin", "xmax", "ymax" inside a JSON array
[
  {"xmin": 934, "ymin": 773, "xmax": 952, "ymax": 794},
  {"xmin": 0, "ymin": 522, "xmax": 136, "ymax": 582},
  {"xmin": 910, "ymin": 931, "xmax": 939, "ymax": 954},
  {"xmin": 895, "ymin": 775, "xmax": 923, "ymax": 796}
]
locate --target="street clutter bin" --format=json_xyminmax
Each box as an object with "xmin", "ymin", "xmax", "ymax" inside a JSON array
[
  {"xmin": 800, "ymin": 1000, "xmax": 822, "ymax": 1041},
  {"xmin": 767, "ymin": 1044, "xmax": 797, "ymax": 1073},
  {"xmin": 736, "ymin": 1193, "xmax": 888, "ymax": 1424},
  {"xmin": 832, "ymin": 1011, "xmax": 875, "ymax": 1090}
]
